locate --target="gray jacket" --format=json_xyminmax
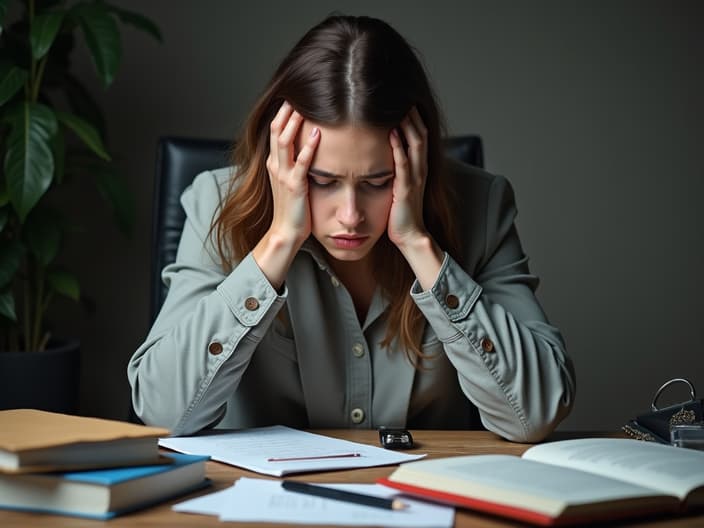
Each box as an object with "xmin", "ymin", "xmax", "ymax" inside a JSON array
[{"xmin": 128, "ymin": 159, "xmax": 576, "ymax": 442}]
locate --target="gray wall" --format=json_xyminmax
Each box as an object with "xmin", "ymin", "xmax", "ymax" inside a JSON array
[{"xmin": 55, "ymin": 1, "xmax": 704, "ymax": 432}]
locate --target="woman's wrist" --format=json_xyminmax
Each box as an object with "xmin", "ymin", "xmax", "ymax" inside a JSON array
[
  {"xmin": 252, "ymin": 230, "xmax": 302, "ymax": 290},
  {"xmin": 396, "ymin": 232, "xmax": 444, "ymax": 291}
]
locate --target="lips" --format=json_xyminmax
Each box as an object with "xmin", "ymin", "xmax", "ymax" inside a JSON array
[{"xmin": 330, "ymin": 235, "xmax": 369, "ymax": 249}]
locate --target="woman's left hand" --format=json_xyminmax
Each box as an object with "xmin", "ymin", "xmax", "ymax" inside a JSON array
[{"xmin": 387, "ymin": 107, "xmax": 430, "ymax": 249}]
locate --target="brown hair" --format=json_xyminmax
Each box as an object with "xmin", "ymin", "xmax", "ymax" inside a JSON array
[{"xmin": 214, "ymin": 15, "xmax": 460, "ymax": 365}]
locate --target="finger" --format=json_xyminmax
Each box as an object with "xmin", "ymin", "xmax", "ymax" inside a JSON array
[
  {"xmin": 408, "ymin": 106, "xmax": 428, "ymax": 139},
  {"xmin": 293, "ymin": 126, "xmax": 321, "ymax": 180},
  {"xmin": 277, "ymin": 110, "xmax": 304, "ymax": 170},
  {"xmin": 389, "ymin": 128, "xmax": 410, "ymax": 193},
  {"xmin": 269, "ymin": 101, "xmax": 293, "ymax": 171},
  {"xmin": 399, "ymin": 115, "xmax": 427, "ymax": 182}
]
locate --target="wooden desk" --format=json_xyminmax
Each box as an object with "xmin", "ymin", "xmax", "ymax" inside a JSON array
[{"xmin": 1, "ymin": 430, "xmax": 701, "ymax": 527}]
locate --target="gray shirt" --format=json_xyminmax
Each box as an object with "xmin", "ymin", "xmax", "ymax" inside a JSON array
[{"xmin": 128, "ymin": 159, "xmax": 576, "ymax": 442}]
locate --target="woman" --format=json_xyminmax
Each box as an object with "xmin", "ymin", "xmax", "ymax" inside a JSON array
[{"xmin": 128, "ymin": 15, "xmax": 575, "ymax": 442}]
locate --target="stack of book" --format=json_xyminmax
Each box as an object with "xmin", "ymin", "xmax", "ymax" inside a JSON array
[{"xmin": 0, "ymin": 409, "xmax": 209, "ymax": 519}]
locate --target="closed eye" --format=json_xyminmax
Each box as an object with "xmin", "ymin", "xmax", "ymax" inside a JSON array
[
  {"xmin": 365, "ymin": 178, "xmax": 392, "ymax": 189},
  {"xmin": 308, "ymin": 174, "xmax": 336, "ymax": 187}
]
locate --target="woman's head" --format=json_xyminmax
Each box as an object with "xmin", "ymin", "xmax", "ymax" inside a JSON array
[
  {"xmin": 216, "ymin": 15, "xmax": 460, "ymax": 365},
  {"xmin": 270, "ymin": 15, "xmax": 440, "ymax": 132}
]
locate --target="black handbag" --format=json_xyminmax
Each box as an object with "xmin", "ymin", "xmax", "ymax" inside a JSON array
[{"xmin": 623, "ymin": 378, "xmax": 703, "ymax": 444}]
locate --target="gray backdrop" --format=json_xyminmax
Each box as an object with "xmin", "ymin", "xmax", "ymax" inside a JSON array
[{"xmin": 52, "ymin": 1, "xmax": 703, "ymax": 432}]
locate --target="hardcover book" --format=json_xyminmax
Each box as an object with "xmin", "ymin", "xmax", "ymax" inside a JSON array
[
  {"xmin": 379, "ymin": 438, "xmax": 704, "ymax": 526},
  {"xmin": 0, "ymin": 453, "xmax": 209, "ymax": 519}
]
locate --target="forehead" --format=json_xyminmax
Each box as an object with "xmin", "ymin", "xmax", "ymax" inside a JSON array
[{"xmin": 297, "ymin": 122, "xmax": 392, "ymax": 175}]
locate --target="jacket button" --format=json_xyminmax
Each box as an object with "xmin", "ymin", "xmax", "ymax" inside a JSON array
[
  {"xmin": 445, "ymin": 294, "xmax": 459, "ymax": 309},
  {"xmin": 208, "ymin": 342, "xmax": 223, "ymax": 355},
  {"xmin": 350, "ymin": 408, "xmax": 365, "ymax": 424},
  {"xmin": 244, "ymin": 297, "xmax": 259, "ymax": 311},
  {"xmin": 352, "ymin": 343, "xmax": 365, "ymax": 358},
  {"xmin": 481, "ymin": 337, "xmax": 495, "ymax": 353}
]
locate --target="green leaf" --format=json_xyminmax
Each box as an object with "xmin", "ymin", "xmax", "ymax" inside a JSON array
[
  {"xmin": 0, "ymin": 63, "xmax": 28, "ymax": 107},
  {"xmin": 0, "ymin": 207, "xmax": 7, "ymax": 232},
  {"xmin": 4, "ymin": 103, "xmax": 57, "ymax": 222},
  {"xmin": 47, "ymin": 269, "xmax": 80, "ymax": 301},
  {"xmin": 95, "ymin": 167, "xmax": 134, "ymax": 236},
  {"xmin": 106, "ymin": 4, "xmax": 162, "ymax": 42},
  {"xmin": 0, "ymin": 239, "xmax": 22, "ymax": 288},
  {"xmin": 25, "ymin": 209, "xmax": 61, "ymax": 266},
  {"xmin": 0, "ymin": 289, "xmax": 16, "ymax": 322},
  {"xmin": 74, "ymin": 2, "xmax": 121, "ymax": 87},
  {"xmin": 30, "ymin": 11, "xmax": 66, "ymax": 60},
  {"xmin": 56, "ymin": 110, "xmax": 110, "ymax": 161}
]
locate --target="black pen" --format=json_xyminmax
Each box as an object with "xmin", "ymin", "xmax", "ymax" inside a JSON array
[{"xmin": 281, "ymin": 480, "xmax": 408, "ymax": 511}]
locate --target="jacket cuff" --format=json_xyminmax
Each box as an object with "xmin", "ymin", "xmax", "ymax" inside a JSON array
[
  {"xmin": 216, "ymin": 252, "xmax": 287, "ymax": 327},
  {"xmin": 411, "ymin": 253, "xmax": 482, "ymax": 340}
]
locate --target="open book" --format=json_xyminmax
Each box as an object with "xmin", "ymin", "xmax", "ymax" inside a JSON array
[{"xmin": 379, "ymin": 438, "xmax": 704, "ymax": 526}]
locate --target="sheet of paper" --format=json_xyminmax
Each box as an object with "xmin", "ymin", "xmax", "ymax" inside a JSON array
[
  {"xmin": 174, "ymin": 477, "xmax": 454, "ymax": 527},
  {"xmin": 172, "ymin": 486, "xmax": 233, "ymax": 516},
  {"xmin": 159, "ymin": 425, "xmax": 425, "ymax": 476}
]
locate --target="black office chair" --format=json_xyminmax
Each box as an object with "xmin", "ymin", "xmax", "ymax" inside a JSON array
[{"xmin": 151, "ymin": 135, "xmax": 483, "ymax": 322}]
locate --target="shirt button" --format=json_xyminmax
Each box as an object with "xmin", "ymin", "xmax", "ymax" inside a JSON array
[
  {"xmin": 445, "ymin": 294, "xmax": 459, "ymax": 309},
  {"xmin": 352, "ymin": 343, "xmax": 365, "ymax": 358},
  {"xmin": 244, "ymin": 297, "xmax": 259, "ymax": 310},
  {"xmin": 350, "ymin": 408, "xmax": 365, "ymax": 424},
  {"xmin": 331, "ymin": 276, "xmax": 340, "ymax": 287},
  {"xmin": 208, "ymin": 342, "xmax": 223, "ymax": 355},
  {"xmin": 481, "ymin": 337, "xmax": 495, "ymax": 353}
]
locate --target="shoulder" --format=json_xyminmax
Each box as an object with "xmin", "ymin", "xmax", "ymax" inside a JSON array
[
  {"xmin": 443, "ymin": 158, "xmax": 519, "ymax": 267},
  {"xmin": 444, "ymin": 157, "xmax": 516, "ymax": 227},
  {"xmin": 180, "ymin": 167, "xmax": 235, "ymax": 226},
  {"xmin": 444, "ymin": 157, "xmax": 512, "ymax": 202}
]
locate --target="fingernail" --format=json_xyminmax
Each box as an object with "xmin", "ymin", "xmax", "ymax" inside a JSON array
[
  {"xmin": 391, "ymin": 128, "xmax": 399, "ymax": 139},
  {"xmin": 310, "ymin": 127, "xmax": 319, "ymax": 138}
]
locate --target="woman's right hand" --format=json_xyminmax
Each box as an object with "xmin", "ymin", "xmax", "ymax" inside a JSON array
[
  {"xmin": 265, "ymin": 101, "xmax": 320, "ymax": 247},
  {"xmin": 253, "ymin": 101, "xmax": 320, "ymax": 289}
]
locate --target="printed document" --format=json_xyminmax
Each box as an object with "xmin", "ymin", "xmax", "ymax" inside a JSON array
[
  {"xmin": 173, "ymin": 477, "xmax": 454, "ymax": 527},
  {"xmin": 159, "ymin": 425, "xmax": 424, "ymax": 476}
]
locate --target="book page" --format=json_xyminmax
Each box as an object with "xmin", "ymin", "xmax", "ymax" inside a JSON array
[
  {"xmin": 523, "ymin": 438, "xmax": 704, "ymax": 500},
  {"xmin": 393, "ymin": 455, "xmax": 664, "ymax": 515}
]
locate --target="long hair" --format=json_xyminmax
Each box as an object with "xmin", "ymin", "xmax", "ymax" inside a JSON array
[{"xmin": 213, "ymin": 15, "xmax": 460, "ymax": 365}]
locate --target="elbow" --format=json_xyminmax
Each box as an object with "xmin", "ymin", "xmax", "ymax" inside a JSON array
[{"xmin": 486, "ymin": 359, "xmax": 577, "ymax": 444}]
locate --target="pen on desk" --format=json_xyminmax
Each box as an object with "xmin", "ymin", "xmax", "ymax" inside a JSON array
[
  {"xmin": 281, "ymin": 480, "xmax": 409, "ymax": 510},
  {"xmin": 267, "ymin": 453, "xmax": 361, "ymax": 462}
]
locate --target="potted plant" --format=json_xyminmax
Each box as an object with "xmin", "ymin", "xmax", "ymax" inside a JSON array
[{"xmin": 0, "ymin": 0, "xmax": 161, "ymax": 412}]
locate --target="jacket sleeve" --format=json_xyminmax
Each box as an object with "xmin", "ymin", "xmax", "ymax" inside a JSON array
[
  {"xmin": 410, "ymin": 173, "xmax": 576, "ymax": 442},
  {"xmin": 127, "ymin": 170, "xmax": 287, "ymax": 435}
]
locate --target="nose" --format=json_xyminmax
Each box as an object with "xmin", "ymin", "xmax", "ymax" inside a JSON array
[{"xmin": 336, "ymin": 187, "xmax": 365, "ymax": 229}]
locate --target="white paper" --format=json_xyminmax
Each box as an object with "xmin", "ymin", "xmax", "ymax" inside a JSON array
[
  {"xmin": 160, "ymin": 425, "xmax": 425, "ymax": 476},
  {"xmin": 173, "ymin": 477, "xmax": 454, "ymax": 527},
  {"xmin": 172, "ymin": 486, "xmax": 234, "ymax": 516}
]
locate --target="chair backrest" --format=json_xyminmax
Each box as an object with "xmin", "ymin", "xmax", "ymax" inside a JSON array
[{"xmin": 151, "ymin": 135, "xmax": 483, "ymax": 322}]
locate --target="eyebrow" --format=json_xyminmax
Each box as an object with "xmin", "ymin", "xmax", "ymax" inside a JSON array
[{"xmin": 308, "ymin": 168, "xmax": 393, "ymax": 180}]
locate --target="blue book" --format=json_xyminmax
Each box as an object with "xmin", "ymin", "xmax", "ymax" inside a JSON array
[{"xmin": 0, "ymin": 453, "xmax": 210, "ymax": 519}]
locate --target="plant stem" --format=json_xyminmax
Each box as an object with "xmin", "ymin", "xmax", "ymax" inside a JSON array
[{"xmin": 31, "ymin": 56, "xmax": 48, "ymax": 103}]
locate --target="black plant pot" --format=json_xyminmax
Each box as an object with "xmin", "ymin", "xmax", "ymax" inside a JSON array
[{"xmin": 0, "ymin": 339, "xmax": 81, "ymax": 413}]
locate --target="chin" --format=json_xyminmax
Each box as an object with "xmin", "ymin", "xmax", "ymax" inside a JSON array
[{"xmin": 324, "ymin": 248, "xmax": 370, "ymax": 262}]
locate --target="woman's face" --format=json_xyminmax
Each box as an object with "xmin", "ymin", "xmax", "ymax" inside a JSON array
[{"xmin": 296, "ymin": 122, "xmax": 394, "ymax": 266}]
